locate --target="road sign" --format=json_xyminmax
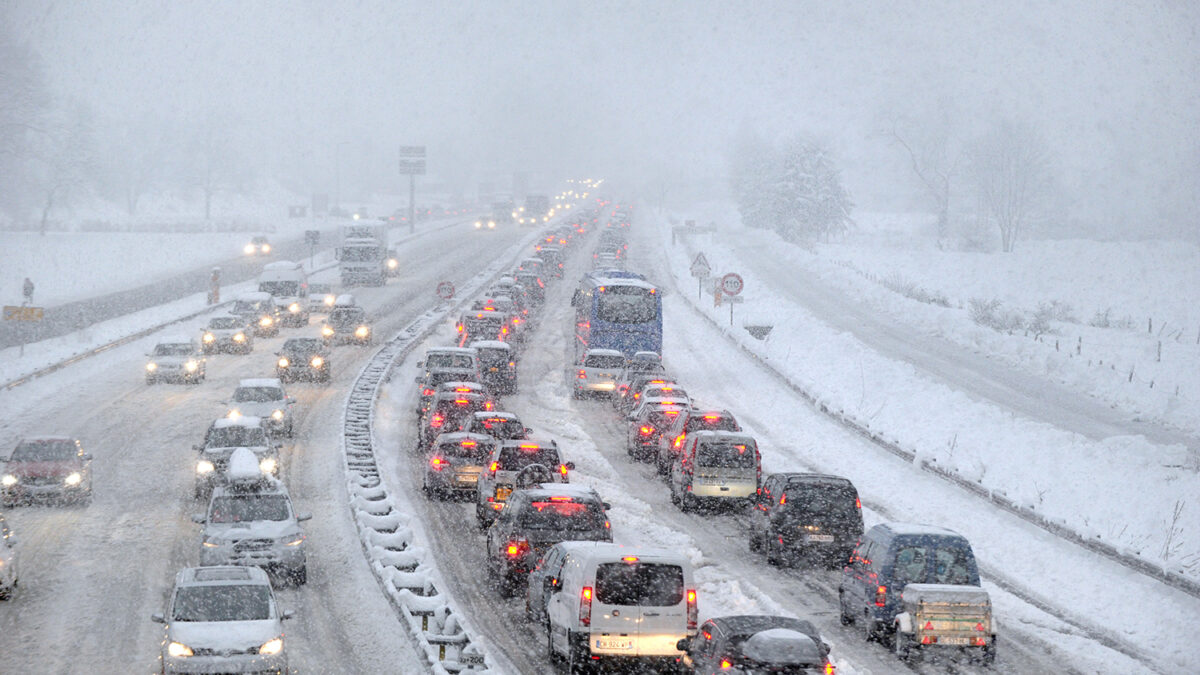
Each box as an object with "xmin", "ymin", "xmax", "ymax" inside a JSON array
[
  {"xmin": 4, "ymin": 306, "xmax": 43, "ymax": 321},
  {"xmin": 690, "ymin": 253, "xmax": 711, "ymax": 278},
  {"xmin": 720, "ymin": 273, "xmax": 744, "ymax": 296},
  {"xmin": 304, "ymin": 230, "xmax": 321, "ymax": 245},
  {"xmin": 436, "ymin": 281, "xmax": 455, "ymax": 300},
  {"xmin": 399, "ymin": 146, "xmax": 426, "ymax": 157},
  {"xmin": 399, "ymin": 145, "xmax": 427, "ymax": 176}
]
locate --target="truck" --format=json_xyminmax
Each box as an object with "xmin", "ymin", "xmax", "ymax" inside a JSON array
[
  {"xmin": 519, "ymin": 194, "xmax": 551, "ymax": 225},
  {"xmin": 257, "ymin": 260, "xmax": 309, "ymax": 327},
  {"xmin": 337, "ymin": 223, "xmax": 389, "ymax": 286},
  {"xmin": 893, "ymin": 583, "xmax": 996, "ymax": 666}
]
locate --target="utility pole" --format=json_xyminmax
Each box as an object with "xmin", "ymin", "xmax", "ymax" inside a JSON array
[{"xmin": 399, "ymin": 146, "xmax": 426, "ymax": 234}]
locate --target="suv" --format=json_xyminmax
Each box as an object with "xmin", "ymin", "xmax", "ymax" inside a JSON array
[
  {"xmin": 0, "ymin": 513, "xmax": 19, "ymax": 599},
  {"xmin": 461, "ymin": 411, "xmax": 530, "ymax": 442},
  {"xmin": 572, "ymin": 348, "xmax": 626, "ymax": 398},
  {"xmin": 414, "ymin": 348, "xmax": 481, "ymax": 416},
  {"xmin": 276, "ymin": 337, "xmax": 331, "ymax": 383},
  {"xmin": 193, "ymin": 452, "xmax": 311, "ymax": 585},
  {"xmin": 470, "ymin": 340, "xmax": 518, "ymax": 395},
  {"xmin": 200, "ymin": 315, "xmax": 253, "ymax": 355},
  {"xmin": 322, "ymin": 303, "xmax": 372, "ymax": 345},
  {"xmin": 669, "ymin": 431, "xmax": 761, "ymax": 512},
  {"xmin": 145, "ymin": 338, "xmax": 207, "ymax": 384},
  {"xmin": 678, "ymin": 615, "xmax": 833, "ymax": 674},
  {"xmin": 486, "ymin": 484, "xmax": 612, "ymax": 597},
  {"xmin": 422, "ymin": 432, "xmax": 498, "ymax": 500},
  {"xmin": 193, "ymin": 417, "xmax": 280, "ymax": 499},
  {"xmin": 656, "ymin": 409, "xmax": 741, "ymax": 475},
  {"xmin": 231, "ymin": 292, "xmax": 281, "ymax": 338},
  {"xmin": 475, "ymin": 438, "xmax": 573, "ymax": 528},
  {"xmin": 151, "ymin": 565, "xmax": 291, "ymax": 674},
  {"xmin": 225, "ymin": 379, "xmax": 295, "ymax": 437},
  {"xmin": 750, "ymin": 473, "xmax": 863, "ymax": 567},
  {"xmin": 1, "ymin": 437, "xmax": 93, "ymax": 506}
]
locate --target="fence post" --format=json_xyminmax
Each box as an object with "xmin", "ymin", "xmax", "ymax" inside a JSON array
[
  {"xmin": 1157, "ymin": 341, "xmax": 1162, "ymax": 362},
  {"xmin": 1077, "ymin": 336, "xmax": 1082, "ymax": 355},
  {"xmin": 1148, "ymin": 317, "xmax": 1152, "ymax": 334}
]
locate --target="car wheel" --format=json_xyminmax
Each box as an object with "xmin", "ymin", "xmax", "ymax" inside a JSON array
[
  {"xmin": 566, "ymin": 632, "xmax": 591, "ymax": 674},
  {"xmin": 498, "ymin": 573, "xmax": 516, "ymax": 598},
  {"xmin": 546, "ymin": 621, "xmax": 558, "ymax": 663},
  {"xmin": 894, "ymin": 629, "xmax": 914, "ymax": 662},
  {"xmin": 766, "ymin": 536, "xmax": 787, "ymax": 567},
  {"xmin": 291, "ymin": 566, "xmax": 307, "ymax": 586},
  {"xmin": 476, "ymin": 509, "xmax": 489, "ymax": 530},
  {"xmin": 981, "ymin": 642, "xmax": 997, "ymax": 666},
  {"xmin": 680, "ymin": 490, "xmax": 698, "ymax": 513},
  {"xmin": 749, "ymin": 528, "xmax": 762, "ymax": 552},
  {"xmin": 145, "ymin": 376, "xmax": 156, "ymax": 385},
  {"xmin": 838, "ymin": 591, "xmax": 855, "ymax": 625}
]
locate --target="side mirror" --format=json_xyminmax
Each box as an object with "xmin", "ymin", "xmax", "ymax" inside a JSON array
[
  {"xmin": 296, "ymin": 512, "xmax": 313, "ymax": 522},
  {"xmin": 416, "ymin": 361, "xmax": 424, "ymax": 369},
  {"xmin": 192, "ymin": 445, "xmax": 200, "ymax": 452},
  {"xmin": 151, "ymin": 613, "xmax": 165, "ymax": 624},
  {"xmin": 544, "ymin": 576, "xmax": 557, "ymax": 591},
  {"xmin": 525, "ymin": 427, "xmax": 533, "ymax": 434},
  {"xmin": 282, "ymin": 609, "xmax": 295, "ymax": 621},
  {"xmin": 565, "ymin": 461, "xmax": 576, "ymax": 470},
  {"xmin": 82, "ymin": 453, "xmax": 94, "ymax": 461},
  {"xmin": 602, "ymin": 502, "xmax": 612, "ymax": 510},
  {"xmin": 190, "ymin": 513, "xmax": 205, "ymax": 524},
  {"xmin": 676, "ymin": 637, "xmax": 692, "ymax": 652},
  {"xmin": 414, "ymin": 377, "xmax": 422, "ymax": 384}
]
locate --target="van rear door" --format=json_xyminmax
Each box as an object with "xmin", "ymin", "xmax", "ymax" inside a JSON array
[
  {"xmin": 694, "ymin": 440, "xmax": 758, "ymax": 498},
  {"xmin": 591, "ymin": 561, "xmax": 687, "ymax": 657}
]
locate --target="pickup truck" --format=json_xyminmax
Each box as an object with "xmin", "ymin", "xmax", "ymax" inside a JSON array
[{"xmin": 893, "ymin": 583, "xmax": 996, "ymax": 666}]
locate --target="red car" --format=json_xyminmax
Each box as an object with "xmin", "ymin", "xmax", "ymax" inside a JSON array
[{"xmin": 1, "ymin": 437, "xmax": 94, "ymax": 506}]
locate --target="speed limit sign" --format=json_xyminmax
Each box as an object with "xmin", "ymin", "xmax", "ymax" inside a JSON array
[
  {"xmin": 436, "ymin": 281, "xmax": 455, "ymax": 300},
  {"xmin": 720, "ymin": 273, "xmax": 744, "ymax": 296}
]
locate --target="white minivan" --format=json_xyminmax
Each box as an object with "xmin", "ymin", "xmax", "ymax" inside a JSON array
[{"xmin": 545, "ymin": 543, "xmax": 697, "ymax": 671}]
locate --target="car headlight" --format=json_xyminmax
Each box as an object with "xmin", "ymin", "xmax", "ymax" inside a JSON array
[
  {"xmin": 260, "ymin": 316, "xmax": 273, "ymax": 326},
  {"xmin": 474, "ymin": 221, "xmax": 482, "ymax": 228},
  {"xmin": 321, "ymin": 325, "xmax": 334, "ymax": 337},
  {"xmin": 388, "ymin": 258, "xmax": 398, "ymax": 269},
  {"xmin": 244, "ymin": 244, "xmax": 256, "ymax": 255},
  {"xmin": 1, "ymin": 475, "xmax": 16, "ymax": 487},
  {"xmin": 261, "ymin": 244, "xmax": 271, "ymax": 253},
  {"xmin": 202, "ymin": 333, "xmax": 215, "ymax": 343},
  {"xmin": 259, "ymin": 457, "xmax": 278, "ymax": 474},
  {"xmin": 283, "ymin": 534, "xmax": 305, "ymax": 547},
  {"xmin": 311, "ymin": 356, "xmax": 324, "ymax": 368},
  {"xmin": 324, "ymin": 295, "xmax": 336, "ymax": 306},
  {"xmin": 278, "ymin": 357, "xmax": 289, "ymax": 368},
  {"xmin": 259, "ymin": 637, "xmax": 284, "ymax": 655},
  {"xmin": 233, "ymin": 332, "xmax": 246, "ymax": 342},
  {"xmin": 271, "ymin": 409, "xmax": 284, "ymax": 420},
  {"xmin": 355, "ymin": 326, "xmax": 369, "ymax": 338},
  {"xmin": 488, "ymin": 221, "xmax": 496, "ymax": 229},
  {"xmin": 64, "ymin": 472, "xmax": 82, "ymax": 486},
  {"xmin": 196, "ymin": 460, "xmax": 215, "ymax": 475},
  {"xmin": 167, "ymin": 641, "xmax": 194, "ymax": 657},
  {"xmin": 201, "ymin": 536, "xmax": 222, "ymax": 548},
  {"xmin": 184, "ymin": 360, "xmax": 198, "ymax": 372},
  {"xmin": 288, "ymin": 302, "xmax": 300, "ymax": 313},
  {"xmin": 227, "ymin": 409, "xmax": 241, "ymax": 419},
  {"xmin": 146, "ymin": 362, "xmax": 157, "ymax": 371}
]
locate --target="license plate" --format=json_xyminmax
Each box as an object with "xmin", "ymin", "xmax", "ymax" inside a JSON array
[
  {"xmin": 456, "ymin": 473, "xmax": 479, "ymax": 483},
  {"xmin": 489, "ymin": 367, "xmax": 499, "ymax": 372},
  {"xmin": 595, "ymin": 637, "xmax": 633, "ymax": 650},
  {"xmin": 495, "ymin": 486, "xmax": 512, "ymax": 500},
  {"xmin": 805, "ymin": 534, "xmax": 835, "ymax": 542},
  {"xmin": 936, "ymin": 637, "xmax": 973, "ymax": 646}
]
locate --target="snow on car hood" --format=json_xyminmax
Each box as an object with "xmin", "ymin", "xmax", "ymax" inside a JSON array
[
  {"xmin": 230, "ymin": 401, "xmax": 285, "ymax": 417},
  {"xmin": 741, "ymin": 628, "xmax": 822, "ymax": 666},
  {"xmin": 205, "ymin": 520, "xmax": 300, "ymax": 541},
  {"xmin": 169, "ymin": 618, "xmax": 280, "ymax": 652}
]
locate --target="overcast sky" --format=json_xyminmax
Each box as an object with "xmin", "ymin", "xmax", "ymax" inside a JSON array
[{"xmin": 9, "ymin": 0, "xmax": 1198, "ymax": 224}]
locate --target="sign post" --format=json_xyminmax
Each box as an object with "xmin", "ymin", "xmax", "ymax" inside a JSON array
[
  {"xmin": 720, "ymin": 273, "xmax": 744, "ymax": 326},
  {"xmin": 5, "ymin": 304, "xmax": 43, "ymax": 356},
  {"xmin": 399, "ymin": 146, "xmax": 427, "ymax": 234},
  {"xmin": 304, "ymin": 230, "xmax": 320, "ymax": 268},
  {"xmin": 689, "ymin": 253, "xmax": 711, "ymax": 300}
]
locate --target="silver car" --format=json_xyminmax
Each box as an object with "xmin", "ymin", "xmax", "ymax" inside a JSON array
[
  {"xmin": 200, "ymin": 315, "xmax": 253, "ymax": 355},
  {"xmin": 194, "ymin": 469, "xmax": 310, "ymax": 585},
  {"xmin": 152, "ymin": 565, "xmax": 291, "ymax": 674},
  {"xmin": 224, "ymin": 379, "xmax": 295, "ymax": 437},
  {"xmin": 145, "ymin": 338, "xmax": 207, "ymax": 385}
]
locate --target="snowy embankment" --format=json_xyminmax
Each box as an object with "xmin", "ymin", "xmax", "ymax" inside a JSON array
[{"xmin": 659, "ymin": 207, "xmax": 1200, "ymax": 587}]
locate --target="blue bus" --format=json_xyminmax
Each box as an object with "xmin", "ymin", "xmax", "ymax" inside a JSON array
[{"xmin": 572, "ymin": 271, "xmax": 662, "ymax": 362}]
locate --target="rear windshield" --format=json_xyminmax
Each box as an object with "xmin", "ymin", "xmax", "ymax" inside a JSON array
[
  {"xmin": 516, "ymin": 500, "xmax": 607, "ymax": 531},
  {"xmin": 497, "ymin": 446, "xmax": 561, "ymax": 470},
  {"xmin": 595, "ymin": 563, "xmax": 684, "ymax": 606},
  {"xmin": 233, "ymin": 387, "xmax": 283, "ymax": 403},
  {"xmin": 471, "ymin": 418, "xmax": 526, "ymax": 439},
  {"xmin": 172, "ymin": 585, "xmax": 271, "ymax": 622},
  {"xmin": 435, "ymin": 398, "xmax": 487, "ymax": 416},
  {"xmin": 596, "ymin": 286, "xmax": 657, "ymax": 324},
  {"xmin": 209, "ymin": 317, "xmax": 243, "ymax": 329},
  {"xmin": 782, "ymin": 485, "xmax": 858, "ymax": 516},
  {"xmin": 12, "ymin": 439, "xmax": 77, "ymax": 461},
  {"xmin": 696, "ymin": 442, "xmax": 757, "ymax": 468},
  {"xmin": 647, "ymin": 411, "xmax": 683, "ymax": 429},
  {"xmin": 205, "ymin": 426, "xmax": 268, "ymax": 448},
  {"xmin": 585, "ymin": 354, "xmax": 626, "ymax": 369},
  {"xmin": 891, "ymin": 544, "xmax": 975, "ymax": 586},
  {"xmin": 435, "ymin": 440, "xmax": 493, "ymax": 460},
  {"xmin": 209, "ymin": 495, "xmax": 290, "ymax": 523},
  {"xmin": 426, "ymin": 353, "xmax": 476, "ymax": 369},
  {"xmin": 154, "ymin": 343, "xmax": 193, "ymax": 356},
  {"xmin": 687, "ymin": 415, "xmax": 739, "ymax": 432},
  {"xmin": 475, "ymin": 349, "xmax": 511, "ymax": 366},
  {"xmin": 427, "ymin": 372, "xmax": 471, "ymax": 388}
]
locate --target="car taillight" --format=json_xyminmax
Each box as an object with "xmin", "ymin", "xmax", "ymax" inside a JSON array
[
  {"xmin": 686, "ymin": 589, "xmax": 697, "ymax": 629},
  {"xmin": 720, "ymin": 659, "xmax": 733, "ymax": 669},
  {"xmin": 639, "ymin": 425, "xmax": 654, "ymax": 436},
  {"xmin": 430, "ymin": 457, "xmax": 446, "ymax": 470},
  {"xmin": 430, "ymin": 414, "xmax": 443, "ymax": 428},
  {"xmin": 673, "ymin": 434, "xmax": 685, "ymax": 448},
  {"xmin": 559, "ymin": 464, "xmax": 568, "ymax": 477},
  {"xmin": 856, "ymin": 496, "xmax": 862, "ymax": 509},
  {"xmin": 579, "ymin": 587, "xmax": 593, "ymax": 627},
  {"xmin": 875, "ymin": 585, "xmax": 887, "ymax": 607},
  {"xmin": 489, "ymin": 461, "xmax": 498, "ymax": 475},
  {"xmin": 422, "ymin": 388, "xmax": 435, "ymax": 396},
  {"xmin": 506, "ymin": 540, "xmax": 530, "ymax": 558},
  {"xmin": 824, "ymin": 661, "xmax": 835, "ymax": 674}
]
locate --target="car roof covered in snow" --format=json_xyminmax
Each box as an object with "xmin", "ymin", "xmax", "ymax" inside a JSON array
[
  {"xmin": 211, "ymin": 416, "xmax": 265, "ymax": 429},
  {"xmin": 237, "ymin": 378, "xmax": 283, "ymax": 389},
  {"xmin": 584, "ymin": 348, "xmax": 626, "ymax": 358},
  {"xmin": 432, "ymin": 431, "xmax": 498, "ymax": 446},
  {"xmin": 177, "ymin": 565, "xmax": 270, "ymax": 586},
  {"xmin": 689, "ymin": 430, "xmax": 756, "ymax": 445},
  {"xmin": 426, "ymin": 346, "xmax": 477, "ymax": 356},
  {"xmin": 871, "ymin": 522, "xmax": 965, "ymax": 540},
  {"xmin": 468, "ymin": 340, "xmax": 511, "ymax": 351},
  {"xmin": 262, "ymin": 260, "xmax": 300, "ymax": 271},
  {"xmin": 157, "ymin": 335, "xmax": 196, "ymax": 346},
  {"xmin": 524, "ymin": 483, "xmax": 603, "ymax": 501},
  {"xmin": 237, "ymin": 291, "xmax": 273, "ymax": 302}
]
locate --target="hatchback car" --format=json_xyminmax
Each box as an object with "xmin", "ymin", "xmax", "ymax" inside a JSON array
[
  {"xmin": 0, "ymin": 513, "xmax": 20, "ymax": 599},
  {"xmin": 193, "ymin": 417, "xmax": 280, "ymax": 499},
  {"xmin": 419, "ymin": 392, "xmax": 493, "ymax": 450},
  {"xmin": 1, "ymin": 436, "xmax": 93, "ymax": 506},
  {"xmin": 485, "ymin": 484, "xmax": 612, "ymax": 596},
  {"xmin": 152, "ymin": 565, "xmax": 291, "ymax": 674},
  {"xmin": 422, "ymin": 432, "xmax": 498, "ymax": 500},
  {"xmin": 200, "ymin": 315, "xmax": 253, "ymax": 355},
  {"xmin": 750, "ymin": 473, "xmax": 863, "ymax": 568},
  {"xmin": 470, "ymin": 340, "xmax": 518, "ymax": 394},
  {"xmin": 678, "ymin": 615, "xmax": 833, "ymax": 674},
  {"xmin": 456, "ymin": 309, "xmax": 509, "ymax": 347},
  {"xmin": 627, "ymin": 404, "xmax": 687, "ymax": 462},
  {"xmin": 145, "ymin": 338, "xmax": 207, "ymax": 384},
  {"xmin": 225, "ymin": 379, "xmax": 295, "ymax": 437},
  {"xmin": 475, "ymin": 438, "xmax": 574, "ymax": 528},
  {"xmin": 669, "ymin": 431, "xmax": 761, "ymax": 512},
  {"xmin": 243, "ymin": 235, "xmax": 272, "ymax": 255},
  {"xmin": 276, "ymin": 337, "xmax": 331, "ymax": 383}
]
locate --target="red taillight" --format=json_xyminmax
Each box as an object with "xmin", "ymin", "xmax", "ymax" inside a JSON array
[
  {"xmin": 824, "ymin": 662, "xmax": 835, "ymax": 674},
  {"xmin": 577, "ymin": 370, "xmax": 587, "ymax": 379},
  {"xmin": 580, "ymin": 587, "xmax": 593, "ymax": 626},
  {"xmin": 461, "ymin": 440, "xmax": 476, "ymax": 447},
  {"xmin": 506, "ymin": 540, "xmax": 529, "ymax": 558},
  {"xmin": 422, "ymin": 388, "xmax": 435, "ymax": 396},
  {"xmin": 456, "ymin": 325, "xmax": 463, "ymax": 332},
  {"xmin": 875, "ymin": 585, "xmax": 887, "ymax": 607},
  {"xmin": 780, "ymin": 493, "xmax": 787, "ymax": 505},
  {"xmin": 559, "ymin": 464, "xmax": 568, "ymax": 477},
  {"xmin": 686, "ymin": 589, "xmax": 697, "ymax": 629},
  {"xmin": 703, "ymin": 414, "xmax": 720, "ymax": 421},
  {"xmin": 639, "ymin": 425, "xmax": 654, "ymax": 436},
  {"xmin": 720, "ymin": 660, "xmax": 733, "ymax": 670},
  {"xmin": 430, "ymin": 457, "xmax": 446, "ymax": 470},
  {"xmin": 974, "ymin": 622, "xmax": 985, "ymax": 631},
  {"xmin": 855, "ymin": 496, "xmax": 862, "ymax": 509},
  {"xmin": 430, "ymin": 414, "xmax": 444, "ymax": 428},
  {"xmin": 488, "ymin": 461, "xmax": 498, "ymax": 475}
]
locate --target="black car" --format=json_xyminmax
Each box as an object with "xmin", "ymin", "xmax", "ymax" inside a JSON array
[
  {"xmin": 513, "ymin": 271, "xmax": 545, "ymax": 306},
  {"xmin": 323, "ymin": 305, "xmax": 371, "ymax": 345},
  {"xmin": 679, "ymin": 615, "xmax": 833, "ymax": 674},
  {"xmin": 471, "ymin": 341, "xmax": 518, "ymax": 394},
  {"xmin": 749, "ymin": 473, "xmax": 864, "ymax": 567},
  {"xmin": 461, "ymin": 411, "xmax": 530, "ymax": 441},
  {"xmin": 484, "ymin": 484, "xmax": 611, "ymax": 596},
  {"xmin": 419, "ymin": 392, "xmax": 492, "ymax": 449},
  {"xmin": 275, "ymin": 337, "xmax": 331, "ymax": 383}
]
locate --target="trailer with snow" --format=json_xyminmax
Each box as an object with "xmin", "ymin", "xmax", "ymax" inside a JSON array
[
  {"xmin": 893, "ymin": 583, "xmax": 996, "ymax": 666},
  {"xmin": 336, "ymin": 222, "xmax": 389, "ymax": 286}
]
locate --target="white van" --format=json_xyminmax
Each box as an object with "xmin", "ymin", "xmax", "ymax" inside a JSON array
[
  {"xmin": 669, "ymin": 430, "xmax": 761, "ymax": 511},
  {"xmin": 545, "ymin": 543, "xmax": 697, "ymax": 670},
  {"xmin": 258, "ymin": 261, "xmax": 309, "ymax": 327}
]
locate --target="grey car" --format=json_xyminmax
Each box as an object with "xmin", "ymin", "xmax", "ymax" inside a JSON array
[
  {"xmin": 200, "ymin": 315, "xmax": 253, "ymax": 355},
  {"xmin": 145, "ymin": 339, "xmax": 207, "ymax": 384},
  {"xmin": 193, "ymin": 417, "xmax": 280, "ymax": 499}
]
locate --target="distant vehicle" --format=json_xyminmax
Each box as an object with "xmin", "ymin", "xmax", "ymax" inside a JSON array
[
  {"xmin": 145, "ymin": 338, "xmax": 206, "ymax": 384},
  {"xmin": 750, "ymin": 473, "xmax": 863, "ymax": 568},
  {"xmin": 573, "ymin": 348, "xmax": 626, "ymax": 398},
  {"xmin": 276, "ymin": 337, "xmax": 331, "ymax": 383},
  {"xmin": 474, "ymin": 215, "xmax": 497, "ymax": 230},
  {"xmin": 231, "ymin": 291, "xmax": 282, "ymax": 337},
  {"xmin": 456, "ymin": 309, "xmax": 508, "ymax": 347},
  {"xmin": 225, "ymin": 378, "xmax": 295, "ymax": 437},
  {"xmin": 337, "ymin": 222, "xmax": 388, "ymax": 286},
  {"xmin": 573, "ymin": 271, "xmax": 662, "ymax": 361},
  {"xmin": 461, "ymin": 411, "xmax": 530, "ymax": 442},
  {"xmin": 0, "ymin": 513, "xmax": 17, "ymax": 599},
  {"xmin": 678, "ymin": 615, "xmax": 833, "ymax": 674},
  {"xmin": 475, "ymin": 438, "xmax": 573, "ymax": 528},
  {"xmin": 257, "ymin": 260, "xmax": 309, "ymax": 327},
  {"xmin": 656, "ymin": 409, "xmax": 740, "ymax": 476},
  {"xmin": 193, "ymin": 417, "xmax": 279, "ymax": 499},
  {"xmin": 200, "ymin": 315, "xmax": 253, "ymax": 355},
  {"xmin": 422, "ymin": 432, "xmax": 498, "ymax": 500},
  {"xmin": 492, "ymin": 201, "xmax": 516, "ymax": 224},
  {"xmin": 626, "ymin": 403, "xmax": 686, "ymax": 462},
  {"xmin": 307, "ymin": 283, "xmax": 337, "ymax": 313},
  {"xmin": 385, "ymin": 248, "xmax": 400, "ymax": 277},
  {"xmin": 470, "ymin": 340, "xmax": 518, "ymax": 395},
  {"xmin": 152, "ymin": 565, "xmax": 292, "ymax": 674},
  {"xmin": 419, "ymin": 392, "xmax": 493, "ymax": 450},
  {"xmin": 669, "ymin": 431, "xmax": 761, "ymax": 512},
  {"xmin": 414, "ymin": 347, "xmax": 481, "ymax": 417},
  {"xmin": 1, "ymin": 437, "xmax": 93, "ymax": 507},
  {"xmin": 533, "ymin": 244, "xmax": 565, "ymax": 278},
  {"xmin": 519, "ymin": 194, "xmax": 551, "ymax": 225},
  {"xmin": 322, "ymin": 304, "xmax": 372, "ymax": 345},
  {"xmin": 243, "ymin": 235, "xmax": 271, "ymax": 256}
]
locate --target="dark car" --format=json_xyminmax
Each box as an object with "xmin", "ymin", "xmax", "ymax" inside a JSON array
[
  {"xmin": 627, "ymin": 404, "xmax": 686, "ymax": 462},
  {"xmin": 200, "ymin": 315, "xmax": 254, "ymax": 355},
  {"xmin": 679, "ymin": 615, "xmax": 833, "ymax": 674},
  {"xmin": 471, "ymin": 340, "xmax": 518, "ymax": 394},
  {"xmin": 1, "ymin": 437, "xmax": 93, "ymax": 506},
  {"xmin": 461, "ymin": 411, "xmax": 530, "ymax": 442},
  {"xmin": 422, "ymin": 432, "xmax": 498, "ymax": 500},
  {"xmin": 613, "ymin": 372, "xmax": 673, "ymax": 414},
  {"xmin": 322, "ymin": 305, "xmax": 372, "ymax": 345},
  {"xmin": 750, "ymin": 473, "xmax": 863, "ymax": 568},
  {"xmin": 419, "ymin": 392, "xmax": 493, "ymax": 449},
  {"xmin": 457, "ymin": 310, "xmax": 509, "ymax": 347},
  {"xmin": 514, "ymin": 271, "xmax": 545, "ymax": 306},
  {"xmin": 276, "ymin": 337, "xmax": 331, "ymax": 383},
  {"xmin": 656, "ymin": 409, "xmax": 741, "ymax": 475},
  {"xmin": 485, "ymin": 484, "xmax": 611, "ymax": 596},
  {"xmin": 533, "ymin": 245, "xmax": 565, "ymax": 279}
]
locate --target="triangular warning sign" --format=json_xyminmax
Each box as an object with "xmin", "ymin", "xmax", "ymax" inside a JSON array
[{"xmin": 690, "ymin": 253, "xmax": 711, "ymax": 277}]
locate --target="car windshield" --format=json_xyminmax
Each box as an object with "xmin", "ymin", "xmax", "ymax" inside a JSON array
[
  {"xmin": 206, "ymin": 426, "xmax": 268, "ymax": 448},
  {"xmin": 585, "ymin": 354, "xmax": 626, "ymax": 369},
  {"xmin": 933, "ymin": 546, "xmax": 974, "ymax": 585},
  {"xmin": 283, "ymin": 339, "xmax": 322, "ymax": 354},
  {"xmin": 497, "ymin": 446, "xmax": 560, "ymax": 470},
  {"xmin": 472, "ymin": 418, "xmax": 525, "ymax": 439},
  {"xmin": 329, "ymin": 308, "xmax": 365, "ymax": 324},
  {"xmin": 259, "ymin": 280, "xmax": 299, "ymax": 296},
  {"xmin": 341, "ymin": 246, "xmax": 382, "ymax": 262},
  {"xmin": 687, "ymin": 415, "xmax": 739, "ymax": 432},
  {"xmin": 233, "ymin": 387, "xmax": 283, "ymax": 403},
  {"xmin": 12, "ymin": 439, "xmax": 76, "ymax": 461},
  {"xmin": 697, "ymin": 442, "xmax": 757, "ymax": 469},
  {"xmin": 475, "ymin": 349, "xmax": 511, "ymax": 366},
  {"xmin": 596, "ymin": 286, "xmax": 657, "ymax": 324},
  {"xmin": 647, "ymin": 411, "xmax": 683, "ymax": 429},
  {"xmin": 426, "ymin": 353, "xmax": 476, "ymax": 369},
  {"xmin": 595, "ymin": 562, "xmax": 684, "ymax": 606},
  {"xmin": 517, "ymin": 500, "xmax": 607, "ymax": 531},
  {"xmin": 233, "ymin": 300, "xmax": 268, "ymax": 314},
  {"xmin": 209, "ymin": 495, "xmax": 290, "ymax": 523},
  {"xmin": 209, "ymin": 317, "xmax": 242, "ymax": 329},
  {"xmin": 172, "ymin": 585, "xmax": 271, "ymax": 622},
  {"xmin": 153, "ymin": 343, "xmax": 193, "ymax": 356}
]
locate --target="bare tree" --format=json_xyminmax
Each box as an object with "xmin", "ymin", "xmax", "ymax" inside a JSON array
[
  {"xmin": 883, "ymin": 105, "xmax": 963, "ymax": 240},
  {"xmin": 0, "ymin": 19, "xmax": 52, "ymax": 222},
  {"xmin": 184, "ymin": 113, "xmax": 253, "ymax": 222},
  {"xmin": 969, "ymin": 119, "xmax": 1052, "ymax": 253},
  {"xmin": 34, "ymin": 102, "xmax": 98, "ymax": 234}
]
